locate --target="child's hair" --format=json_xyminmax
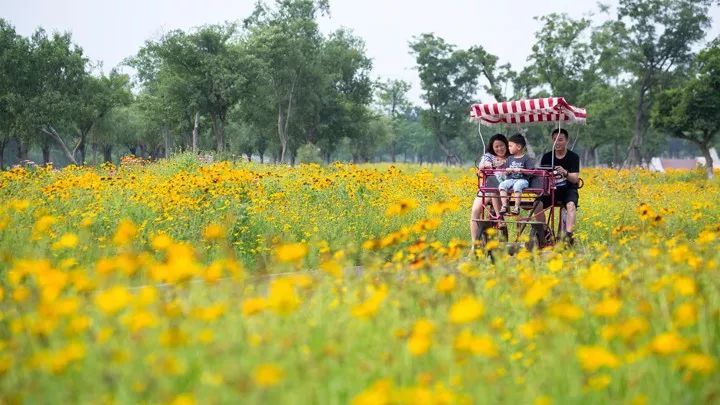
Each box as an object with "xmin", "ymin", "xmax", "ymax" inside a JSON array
[
  {"xmin": 485, "ymin": 133, "xmax": 509, "ymax": 155},
  {"xmin": 508, "ymin": 133, "xmax": 527, "ymax": 150}
]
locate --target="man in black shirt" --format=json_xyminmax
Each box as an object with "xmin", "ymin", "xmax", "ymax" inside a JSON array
[{"xmin": 535, "ymin": 128, "xmax": 580, "ymax": 245}]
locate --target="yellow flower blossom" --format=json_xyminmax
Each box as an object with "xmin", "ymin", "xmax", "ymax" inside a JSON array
[
  {"xmin": 673, "ymin": 277, "xmax": 696, "ymax": 296},
  {"xmin": 576, "ymin": 346, "xmax": 620, "ymax": 371},
  {"xmin": 352, "ymin": 285, "xmax": 388, "ymax": 320},
  {"xmin": 548, "ymin": 301, "xmax": 583, "ymax": 321},
  {"xmin": 242, "ymin": 297, "xmax": 268, "ymax": 317},
  {"xmin": 674, "ymin": 302, "xmax": 697, "ymax": 328},
  {"xmin": 677, "ymin": 353, "xmax": 716, "ymax": 375},
  {"xmin": 51, "ymin": 233, "xmax": 79, "ymax": 250},
  {"xmin": 267, "ymin": 278, "xmax": 301, "ymax": 315},
  {"xmin": 580, "ymin": 263, "xmax": 617, "ymax": 291},
  {"xmin": 448, "ymin": 296, "xmax": 485, "ymax": 324},
  {"xmin": 253, "ymin": 363, "xmax": 284, "ymax": 388},
  {"xmin": 650, "ymin": 332, "xmax": 688, "ymax": 355},
  {"xmin": 113, "ymin": 219, "xmax": 138, "ymax": 246},
  {"xmin": 385, "ymin": 198, "xmax": 418, "ymax": 216},
  {"xmin": 203, "ymin": 223, "xmax": 225, "ymax": 241},
  {"xmin": 435, "ymin": 274, "xmax": 456, "ymax": 294},
  {"xmin": 592, "ymin": 297, "xmax": 623, "ymax": 318},
  {"xmin": 275, "ymin": 243, "xmax": 308, "ymax": 263},
  {"xmin": 94, "ymin": 286, "xmax": 132, "ymax": 315}
]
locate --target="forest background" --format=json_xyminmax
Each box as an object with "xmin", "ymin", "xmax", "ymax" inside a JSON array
[{"xmin": 2, "ymin": 0, "xmax": 720, "ymax": 175}]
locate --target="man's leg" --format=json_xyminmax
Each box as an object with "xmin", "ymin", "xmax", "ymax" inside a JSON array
[
  {"xmin": 565, "ymin": 201, "xmax": 576, "ymax": 233},
  {"xmin": 533, "ymin": 195, "xmax": 549, "ymax": 224}
]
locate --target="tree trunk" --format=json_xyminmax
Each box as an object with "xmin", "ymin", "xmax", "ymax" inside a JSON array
[
  {"xmin": 16, "ymin": 137, "xmax": 29, "ymax": 161},
  {"xmin": 41, "ymin": 127, "xmax": 77, "ymax": 165},
  {"xmin": 210, "ymin": 113, "xmax": 225, "ymax": 153},
  {"xmin": 78, "ymin": 131, "xmax": 87, "ymax": 164},
  {"xmin": 103, "ymin": 145, "xmax": 113, "ymax": 163},
  {"xmin": 277, "ymin": 107, "xmax": 289, "ymax": 163},
  {"xmin": 435, "ymin": 135, "xmax": 458, "ymax": 165},
  {"xmin": 699, "ymin": 141, "xmax": 714, "ymax": 180},
  {"xmin": 277, "ymin": 77, "xmax": 296, "ymax": 163},
  {"xmin": 624, "ymin": 86, "xmax": 648, "ymax": 167},
  {"xmin": 162, "ymin": 128, "xmax": 170, "ymax": 158},
  {"xmin": 0, "ymin": 137, "xmax": 7, "ymax": 169},
  {"xmin": 42, "ymin": 143, "xmax": 51, "ymax": 164},
  {"xmin": 192, "ymin": 111, "xmax": 200, "ymax": 153},
  {"xmin": 594, "ymin": 147, "xmax": 599, "ymax": 167}
]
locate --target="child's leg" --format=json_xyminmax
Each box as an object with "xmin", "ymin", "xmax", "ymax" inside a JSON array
[
  {"xmin": 499, "ymin": 189, "xmax": 508, "ymax": 207},
  {"xmin": 498, "ymin": 180, "xmax": 511, "ymax": 208},
  {"xmin": 512, "ymin": 180, "xmax": 529, "ymax": 210}
]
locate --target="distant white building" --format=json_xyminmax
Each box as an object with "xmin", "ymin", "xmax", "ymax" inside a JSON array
[{"xmin": 649, "ymin": 148, "xmax": 719, "ymax": 173}]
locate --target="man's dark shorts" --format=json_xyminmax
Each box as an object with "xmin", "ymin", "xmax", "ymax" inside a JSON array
[{"xmin": 538, "ymin": 186, "xmax": 579, "ymax": 208}]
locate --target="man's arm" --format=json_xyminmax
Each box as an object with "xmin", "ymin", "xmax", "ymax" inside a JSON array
[
  {"xmin": 566, "ymin": 172, "xmax": 579, "ymax": 184},
  {"xmin": 558, "ymin": 153, "xmax": 580, "ymax": 184}
]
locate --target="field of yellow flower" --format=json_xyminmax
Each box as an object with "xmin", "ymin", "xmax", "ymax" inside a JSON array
[{"xmin": 1, "ymin": 154, "xmax": 719, "ymax": 404}]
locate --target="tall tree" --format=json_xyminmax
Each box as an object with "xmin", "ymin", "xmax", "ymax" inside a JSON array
[
  {"xmin": 73, "ymin": 70, "xmax": 133, "ymax": 163},
  {"xmin": 28, "ymin": 29, "xmax": 88, "ymax": 165},
  {"xmin": 375, "ymin": 79, "xmax": 411, "ymax": 162},
  {"xmin": 244, "ymin": 0, "xmax": 329, "ymax": 162},
  {"xmin": 131, "ymin": 23, "xmax": 256, "ymax": 153},
  {"xmin": 528, "ymin": 14, "xmax": 594, "ymax": 104},
  {"xmin": 313, "ymin": 28, "xmax": 373, "ymax": 161},
  {"xmin": 0, "ymin": 19, "xmax": 28, "ymax": 167},
  {"xmin": 410, "ymin": 34, "xmax": 483, "ymax": 163},
  {"xmin": 652, "ymin": 42, "xmax": 720, "ymax": 179},
  {"xmin": 618, "ymin": 0, "xmax": 714, "ymax": 166}
]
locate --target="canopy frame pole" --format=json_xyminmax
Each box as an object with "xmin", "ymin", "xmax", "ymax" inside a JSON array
[
  {"xmin": 571, "ymin": 126, "xmax": 581, "ymax": 151},
  {"xmin": 477, "ymin": 122, "xmax": 486, "ymax": 154},
  {"xmin": 551, "ymin": 120, "xmax": 561, "ymax": 169}
]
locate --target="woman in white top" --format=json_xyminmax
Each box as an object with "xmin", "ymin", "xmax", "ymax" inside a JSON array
[{"xmin": 471, "ymin": 133, "xmax": 509, "ymax": 250}]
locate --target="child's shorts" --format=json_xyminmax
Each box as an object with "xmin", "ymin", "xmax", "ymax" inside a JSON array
[{"xmin": 499, "ymin": 178, "xmax": 529, "ymax": 193}]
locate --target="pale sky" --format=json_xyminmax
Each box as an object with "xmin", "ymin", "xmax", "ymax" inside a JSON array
[{"xmin": 4, "ymin": 0, "xmax": 720, "ymax": 104}]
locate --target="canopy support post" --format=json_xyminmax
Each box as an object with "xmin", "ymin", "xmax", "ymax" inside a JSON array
[
  {"xmin": 477, "ymin": 123, "xmax": 486, "ymax": 154},
  {"xmin": 551, "ymin": 120, "xmax": 561, "ymax": 169}
]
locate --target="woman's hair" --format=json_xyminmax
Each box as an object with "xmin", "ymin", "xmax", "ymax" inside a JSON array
[
  {"xmin": 508, "ymin": 133, "xmax": 527, "ymax": 149},
  {"xmin": 485, "ymin": 133, "xmax": 509, "ymax": 156}
]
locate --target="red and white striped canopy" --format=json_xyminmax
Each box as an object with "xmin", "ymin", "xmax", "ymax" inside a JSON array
[{"xmin": 470, "ymin": 97, "xmax": 587, "ymax": 126}]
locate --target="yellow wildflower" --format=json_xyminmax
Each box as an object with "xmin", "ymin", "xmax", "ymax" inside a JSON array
[
  {"xmin": 275, "ymin": 243, "xmax": 308, "ymax": 263},
  {"xmin": 385, "ymin": 198, "xmax": 418, "ymax": 216},
  {"xmin": 351, "ymin": 285, "xmax": 389, "ymax": 320},
  {"xmin": 242, "ymin": 297, "xmax": 267, "ymax": 317},
  {"xmin": 650, "ymin": 332, "xmax": 688, "ymax": 355},
  {"xmin": 352, "ymin": 379, "xmax": 393, "ymax": 405},
  {"xmin": 548, "ymin": 302, "xmax": 583, "ymax": 321},
  {"xmin": 673, "ymin": 277, "xmax": 696, "ymax": 296},
  {"xmin": 435, "ymin": 274, "xmax": 456, "ymax": 294},
  {"xmin": 113, "ymin": 219, "xmax": 137, "ymax": 246},
  {"xmin": 580, "ymin": 263, "xmax": 617, "ymax": 291},
  {"xmin": 51, "ymin": 233, "xmax": 79, "ymax": 250},
  {"xmin": 203, "ymin": 223, "xmax": 225, "ymax": 241},
  {"xmin": 674, "ymin": 302, "xmax": 697, "ymax": 328},
  {"xmin": 677, "ymin": 353, "xmax": 716, "ymax": 375},
  {"xmin": 253, "ymin": 363, "xmax": 284, "ymax": 388},
  {"xmin": 265, "ymin": 278, "xmax": 301, "ymax": 315},
  {"xmin": 94, "ymin": 286, "xmax": 132, "ymax": 315},
  {"xmin": 576, "ymin": 346, "xmax": 620, "ymax": 371},
  {"xmin": 448, "ymin": 296, "xmax": 485, "ymax": 324},
  {"xmin": 592, "ymin": 297, "xmax": 623, "ymax": 318}
]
